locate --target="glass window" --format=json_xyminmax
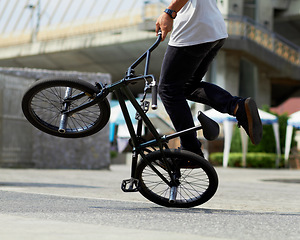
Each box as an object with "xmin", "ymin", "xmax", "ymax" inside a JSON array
[
  {"xmin": 239, "ymin": 58, "xmax": 257, "ymax": 98},
  {"xmin": 244, "ymin": 0, "xmax": 257, "ymax": 20}
]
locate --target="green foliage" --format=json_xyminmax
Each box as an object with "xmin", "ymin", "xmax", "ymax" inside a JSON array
[
  {"xmin": 230, "ymin": 127, "xmax": 242, "ymax": 152},
  {"xmin": 110, "ymin": 151, "xmax": 118, "ymax": 159},
  {"xmin": 209, "ymin": 152, "xmax": 284, "ymax": 168}
]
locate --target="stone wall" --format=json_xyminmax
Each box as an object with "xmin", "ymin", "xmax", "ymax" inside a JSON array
[{"xmin": 0, "ymin": 67, "xmax": 111, "ymax": 169}]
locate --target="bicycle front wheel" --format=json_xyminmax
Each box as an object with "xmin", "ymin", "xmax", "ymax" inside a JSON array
[
  {"xmin": 22, "ymin": 77, "xmax": 110, "ymax": 138},
  {"xmin": 136, "ymin": 149, "xmax": 218, "ymax": 208}
]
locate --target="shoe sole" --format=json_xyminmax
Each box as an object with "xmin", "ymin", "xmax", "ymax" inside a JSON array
[{"xmin": 244, "ymin": 98, "xmax": 263, "ymax": 145}]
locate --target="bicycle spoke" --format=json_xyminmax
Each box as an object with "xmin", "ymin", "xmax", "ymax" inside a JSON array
[
  {"xmin": 142, "ymin": 166, "xmax": 170, "ymax": 197},
  {"xmin": 22, "ymin": 78, "xmax": 110, "ymax": 139},
  {"xmin": 138, "ymin": 151, "xmax": 217, "ymax": 207},
  {"xmin": 28, "ymin": 84, "xmax": 102, "ymax": 133}
]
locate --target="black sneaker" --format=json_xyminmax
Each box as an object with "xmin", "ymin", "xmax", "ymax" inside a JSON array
[{"xmin": 235, "ymin": 98, "xmax": 263, "ymax": 145}]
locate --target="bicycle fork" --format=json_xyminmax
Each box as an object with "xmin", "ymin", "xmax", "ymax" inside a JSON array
[
  {"xmin": 138, "ymin": 149, "xmax": 182, "ymax": 204},
  {"xmin": 169, "ymin": 168, "xmax": 181, "ymax": 203},
  {"xmin": 58, "ymin": 87, "xmax": 72, "ymax": 133},
  {"xmin": 169, "ymin": 186, "xmax": 178, "ymax": 204}
]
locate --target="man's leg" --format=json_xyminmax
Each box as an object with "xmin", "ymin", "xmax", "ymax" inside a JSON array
[
  {"xmin": 183, "ymin": 39, "xmax": 240, "ymax": 115},
  {"xmin": 187, "ymin": 83, "xmax": 263, "ymax": 145},
  {"xmin": 187, "ymin": 81, "xmax": 240, "ymax": 115},
  {"xmin": 184, "ymin": 40, "xmax": 262, "ymax": 145},
  {"xmin": 159, "ymin": 41, "xmax": 224, "ymax": 154},
  {"xmin": 159, "ymin": 46, "xmax": 201, "ymax": 154}
]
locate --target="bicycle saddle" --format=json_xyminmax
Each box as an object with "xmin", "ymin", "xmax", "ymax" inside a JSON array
[{"xmin": 197, "ymin": 111, "xmax": 220, "ymax": 141}]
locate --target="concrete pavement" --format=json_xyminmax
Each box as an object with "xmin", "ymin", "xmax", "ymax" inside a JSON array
[{"xmin": 0, "ymin": 165, "xmax": 299, "ymax": 239}]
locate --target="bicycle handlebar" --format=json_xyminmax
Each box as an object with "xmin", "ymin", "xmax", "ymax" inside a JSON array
[
  {"xmin": 150, "ymin": 31, "xmax": 161, "ymax": 110},
  {"xmin": 151, "ymin": 31, "xmax": 161, "ymax": 110},
  {"xmin": 127, "ymin": 31, "xmax": 162, "ymax": 110},
  {"xmin": 151, "ymin": 84, "xmax": 158, "ymax": 110},
  {"xmin": 128, "ymin": 31, "xmax": 162, "ymax": 72}
]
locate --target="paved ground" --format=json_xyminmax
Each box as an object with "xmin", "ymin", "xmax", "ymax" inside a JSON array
[{"xmin": 0, "ymin": 165, "xmax": 299, "ymax": 240}]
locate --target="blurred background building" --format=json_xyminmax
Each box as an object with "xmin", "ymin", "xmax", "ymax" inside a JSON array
[
  {"xmin": 0, "ymin": 0, "xmax": 299, "ymax": 167},
  {"xmin": 0, "ymin": 0, "xmax": 299, "ymax": 105}
]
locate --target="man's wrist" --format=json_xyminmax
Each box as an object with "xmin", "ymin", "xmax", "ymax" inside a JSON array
[{"xmin": 164, "ymin": 9, "xmax": 177, "ymax": 19}]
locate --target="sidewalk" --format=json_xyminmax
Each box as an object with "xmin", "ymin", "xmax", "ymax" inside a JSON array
[
  {"xmin": 1, "ymin": 165, "xmax": 299, "ymax": 212},
  {"xmin": 0, "ymin": 165, "xmax": 299, "ymax": 240}
]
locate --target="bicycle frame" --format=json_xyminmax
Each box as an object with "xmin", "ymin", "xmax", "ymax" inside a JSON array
[
  {"xmin": 115, "ymin": 84, "xmax": 203, "ymax": 191},
  {"xmin": 61, "ymin": 33, "xmax": 205, "ymax": 191}
]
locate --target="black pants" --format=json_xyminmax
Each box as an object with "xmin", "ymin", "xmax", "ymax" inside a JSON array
[{"xmin": 159, "ymin": 39, "xmax": 240, "ymax": 153}]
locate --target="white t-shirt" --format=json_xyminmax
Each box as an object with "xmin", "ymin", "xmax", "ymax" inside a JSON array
[{"xmin": 169, "ymin": 0, "xmax": 228, "ymax": 47}]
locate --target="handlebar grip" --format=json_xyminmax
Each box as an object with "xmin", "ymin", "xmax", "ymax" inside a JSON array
[{"xmin": 151, "ymin": 85, "xmax": 158, "ymax": 110}]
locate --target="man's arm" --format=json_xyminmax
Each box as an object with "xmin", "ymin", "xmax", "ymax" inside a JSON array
[{"xmin": 155, "ymin": 0, "xmax": 189, "ymax": 41}]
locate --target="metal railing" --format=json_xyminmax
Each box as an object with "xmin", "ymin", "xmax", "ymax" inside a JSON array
[
  {"xmin": 226, "ymin": 15, "xmax": 300, "ymax": 66},
  {"xmin": 0, "ymin": 0, "xmax": 144, "ymax": 45},
  {"xmin": 0, "ymin": 1, "xmax": 299, "ymax": 68}
]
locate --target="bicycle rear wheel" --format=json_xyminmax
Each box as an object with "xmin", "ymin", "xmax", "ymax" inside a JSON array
[
  {"xmin": 136, "ymin": 149, "xmax": 218, "ymax": 208},
  {"xmin": 22, "ymin": 77, "xmax": 110, "ymax": 138}
]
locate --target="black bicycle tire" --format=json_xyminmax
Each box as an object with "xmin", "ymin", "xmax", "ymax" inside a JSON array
[
  {"xmin": 22, "ymin": 77, "xmax": 110, "ymax": 138},
  {"xmin": 136, "ymin": 149, "xmax": 218, "ymax": 208}
]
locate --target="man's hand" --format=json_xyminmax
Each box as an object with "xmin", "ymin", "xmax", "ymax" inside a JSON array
[
  {"xmin": 155, "ymin": 13, "xmax": 173, "ymax": 41},
  {"xmin": 155, "ymin": 0, "xmax": 189, "ymax": 41}
]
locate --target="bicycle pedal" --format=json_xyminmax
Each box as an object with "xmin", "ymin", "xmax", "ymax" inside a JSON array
[{"xmin": 121, "ymin": 178, "xmax": 139, "ymax": 192}]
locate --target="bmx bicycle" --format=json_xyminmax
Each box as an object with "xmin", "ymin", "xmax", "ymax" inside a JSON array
[{"xmin": 22, "ymin": 32, "xmax": 220, "ymax": 208}]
